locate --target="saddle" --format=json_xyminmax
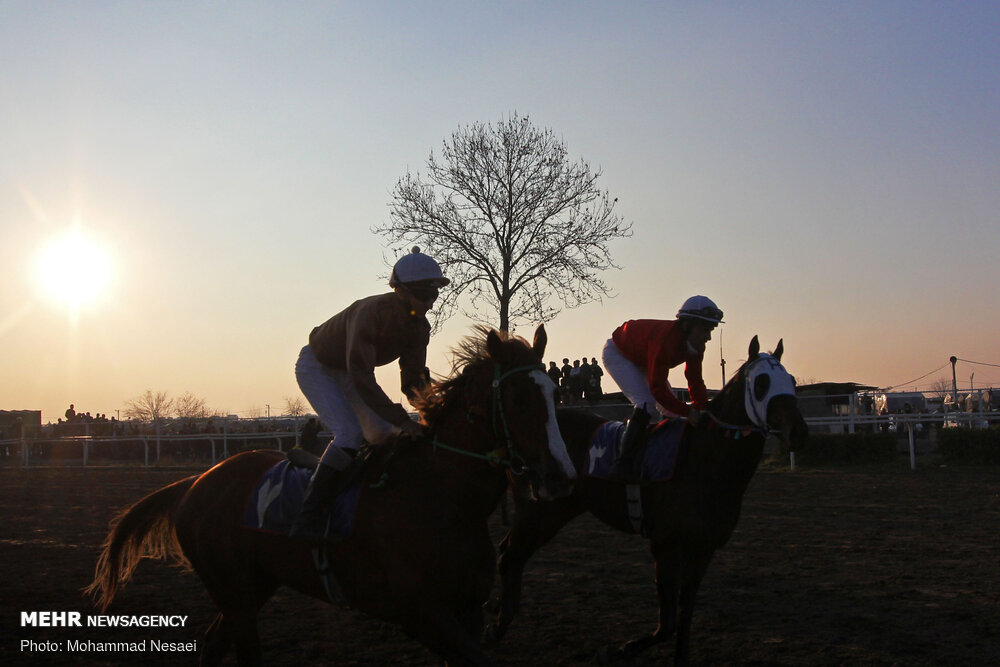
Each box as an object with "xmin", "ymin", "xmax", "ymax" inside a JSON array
[
  {"xmin": 241, "ymin": 449, "xmax": 370, "ymax": 540},
  {"xmin": 286, "ymin": 447, "xmax": 321, "ymax": 470},
  {"xmin": 586, "ymin": 418, "xmax": 687, "ymax": 482},
  {"xmin": 286, "ymin": 444, "xmax": 373, "ymax": 493}
]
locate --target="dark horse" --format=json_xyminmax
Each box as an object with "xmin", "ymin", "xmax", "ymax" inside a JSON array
[
  {"xmin": 87, "ymin": 325, "xmax": 576, "ymax": 666},
  {"xmin": 487, "ymin": 336, "xmax": 809, "ymax": 665}
]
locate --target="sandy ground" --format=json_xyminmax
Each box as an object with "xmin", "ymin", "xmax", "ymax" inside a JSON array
[{"xmin": 1, "ymin": 462, "xmax": 997, "ymax": 666}]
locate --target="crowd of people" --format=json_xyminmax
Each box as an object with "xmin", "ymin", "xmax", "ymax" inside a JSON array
[
  {"xmin": 546, "ymin": 357, "xmax": 605, "ymax": 404},
  {"xmin": 61, "ymin": 404, "xmax": 116, "ymax": 427}
]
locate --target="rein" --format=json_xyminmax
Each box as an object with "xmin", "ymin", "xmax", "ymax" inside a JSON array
[
  {"xmin": 431, "ymin": 362, "xmax": 545, "ymax": 475},
  {"xmin": 704, "ymin": 411, "xmax": 767, "ymax": 439}
]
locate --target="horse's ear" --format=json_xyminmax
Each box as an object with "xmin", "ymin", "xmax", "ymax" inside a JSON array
[
  {"xmin": 748, "ymin": 335, "xmax": 760, "ymax": 361},
  {"xmin": 532, "ymin": 324, "xmax": 547, "ymax": 360},
  {"xmin": 774, "ymin": 339, "xmax": 784, "ymax": 362},
  {"xmin": 487, "ymin": 329, "xmax": 507, "ymax": 363}
]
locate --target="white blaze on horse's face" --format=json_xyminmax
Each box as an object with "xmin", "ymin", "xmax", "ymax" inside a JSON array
[
  {"xmin": 744, "ymin": 354, "xmax": 797, "ymax": 429},
  {"xmin": 529, "ymin": 369, "xmax": 576, "ymax": 480}
]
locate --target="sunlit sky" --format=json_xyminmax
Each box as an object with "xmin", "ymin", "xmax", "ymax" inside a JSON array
[{"xmin": 3, "ymin": 2, "xmax": 999, "ymax": 423}]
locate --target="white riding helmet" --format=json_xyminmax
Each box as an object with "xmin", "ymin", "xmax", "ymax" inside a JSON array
[
  {"xmin": 389, "ymin": 247, "xmax": 450, "ymax": 288},
  {"xmin": 676, "ymin": 295, "xmax": 724, "ymax": 324}
]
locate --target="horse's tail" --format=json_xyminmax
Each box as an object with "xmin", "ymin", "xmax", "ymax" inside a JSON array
[{"xmin": 84, "ymin": 475, "xmax": 198, "ymax": 611}]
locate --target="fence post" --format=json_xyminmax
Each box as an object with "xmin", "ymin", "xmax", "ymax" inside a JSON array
[
  {"xmin": 849, "ymin": 392, "xmax": 857, "ymax": 434},
  {"xmin": 907, "ymin": 422, "xmax": 916, "ymax": 471},
  {"xmin": 83, "ymin": 440, "xmax": 89, "ymax": 468}
]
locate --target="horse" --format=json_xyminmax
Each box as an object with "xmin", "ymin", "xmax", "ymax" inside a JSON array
[
  {"xmin": 486, "ymin": 336, "xmax": 809, "ymax": 665},
  {"xmin": 86, "ymin": 325, "xmax": 576, "ymax": 666}
]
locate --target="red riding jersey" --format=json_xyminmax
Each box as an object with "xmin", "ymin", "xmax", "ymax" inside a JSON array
[{"xmin": 611, "ymin": 319, "xmax": 707, "ymax": 417}]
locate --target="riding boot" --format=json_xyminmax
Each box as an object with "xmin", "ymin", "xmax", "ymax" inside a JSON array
[
  {"xmin": 289, "ymin": 463, "xmax": 344, "ymax": 542},
  {"xmin": 608, "ymin": 405, "xmax": 652, "ymax": 482}
]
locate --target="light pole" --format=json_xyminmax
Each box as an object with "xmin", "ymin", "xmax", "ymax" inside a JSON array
[
  {"xmin": 950, "ymin": 356, "xmax": 958, "ymax": 403},
  {"xmin": 719, "ymin": 328, "xmax": 726, "ymax": 387}
]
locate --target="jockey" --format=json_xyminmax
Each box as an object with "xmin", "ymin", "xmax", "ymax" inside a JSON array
[
  {"xmin": 289, "ymin": 247, "xmax": 449, "ymax": 541},
  {"xmin": 602, "ymin": 295, "xmax": 724, "ymax": 481}
]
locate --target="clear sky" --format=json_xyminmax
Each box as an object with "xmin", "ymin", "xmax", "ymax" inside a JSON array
[{"xmin": 3, "ymin": 2, "xmax": 998, "ymax": 423}]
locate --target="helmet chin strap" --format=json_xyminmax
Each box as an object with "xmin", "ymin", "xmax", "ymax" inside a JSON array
[{"xmin": 744, "ymin": 354, "xmax": 796, "ymax": 430}]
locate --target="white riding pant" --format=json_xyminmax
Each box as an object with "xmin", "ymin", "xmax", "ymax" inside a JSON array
[
  {"xmin": 295, "ymin": 345, "xmax": 399, "ymax": 470},
  {"xmin": 601, "ymin": 339, "xmax": 674, "ymax": 419}
]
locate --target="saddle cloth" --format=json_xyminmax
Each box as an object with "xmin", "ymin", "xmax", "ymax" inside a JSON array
[
  {"xmin": 242, "ymin": 459, "xmax": 362, "ymax": 539},
  {"xmin": 585, "ymin": 418, "xmax": 686, "ymax": 482}
]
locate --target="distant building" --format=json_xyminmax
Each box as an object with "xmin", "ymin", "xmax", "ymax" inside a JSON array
[{"xmin": 795, "ymin": 382, "xmax": 877, "ymax": 432}]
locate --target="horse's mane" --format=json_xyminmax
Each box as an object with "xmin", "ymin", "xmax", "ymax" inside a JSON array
[{"xmin": 410, "ymin": 326, "xmax": 529, "ymax": 424}]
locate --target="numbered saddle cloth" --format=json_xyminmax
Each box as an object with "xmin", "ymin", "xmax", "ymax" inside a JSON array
[
  {"xmin": 242, "ymin": 459, "xmax": 361, "ymax": 538},
  {"xmin": 585, "ymin": 418, "xmax": 686, "ymax": 482}
]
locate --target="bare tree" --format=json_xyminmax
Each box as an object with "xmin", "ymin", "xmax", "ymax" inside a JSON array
[
  {"xmin": 376, "ymin": 113, "xmax": 632, "ymax": 332},
  {"xmin": 284, "ymin": 397, "xmax": 308, "ymax": 417},
  {"xmin": 123, "ymin": 390, "xmax": 174, "ymax": 423},
  {"xmin": 929, "ymin": 379, "xmax": 951, "ymax": 401},
  {"xmin": 175, "ymin": 391, "xmax": 210, "ymax": 420}
]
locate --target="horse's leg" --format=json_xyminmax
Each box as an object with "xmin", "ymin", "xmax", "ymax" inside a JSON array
[
  {"xmin": 598, "ymin": 543, "xmax": 678, "ymax": 664},
  {"xmin": 486, "ymin": 497, "xmax": 580, "ymax": 642},
  {"xmin": 406, "ymin": 606, "xmax": 496, "ymax": 667},
  {"xmin": 673, "ymin": 551, "xmax": 713, "ymax": 667},
  {"xmin": 229, "ymin": 608, "xmax": 264, "ymax": 667},
  {"xmin": 200, "ymin": 613, "xmax": 231, "ymax": 667},
  {"xmin": 198, "ymin": 575, "xmax": 277, "ymax": 667}
]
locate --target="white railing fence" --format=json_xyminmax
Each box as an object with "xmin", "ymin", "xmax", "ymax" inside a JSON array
[
  {"xmin": 1, "ymin": 407, "xmax": 997, "ymax": 471},
  {"xmin": 0, "ymin": 429, "xmax": 325, "ymax": 469}
]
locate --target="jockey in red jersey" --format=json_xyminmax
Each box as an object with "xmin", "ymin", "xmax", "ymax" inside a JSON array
[
  {"xmin": 289, "ymin": 247, "xmax": 449, "ymax": 541},
  {"xmin": 602, "ymin": 295, "xmax": 724, "ymax": 481}
]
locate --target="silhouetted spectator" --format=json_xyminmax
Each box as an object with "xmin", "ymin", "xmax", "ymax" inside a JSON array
[
  {"xmin": 299, "ymin": 417, "xmax": 324, "ymax": 456},
  {"xmin": 570, "ymin": 360, "xmax": 584, "ymax": 401},
  {"xmin": 587, "ymin": 357, "xmax": 604, "ymax": 399},
  {"xmin": 547, "ymin": 362, "xmax": 563, "ymax": 404}
]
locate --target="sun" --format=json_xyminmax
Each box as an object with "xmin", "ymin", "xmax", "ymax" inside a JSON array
[{"xmin": 35, "ymin": 228, "xmax": 114, "ymax": 312}]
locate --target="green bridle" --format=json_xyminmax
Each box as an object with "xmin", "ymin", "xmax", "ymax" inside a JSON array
[{"xmin": 431, "ymin": 362, "xmax": 547, "ymax": 474}]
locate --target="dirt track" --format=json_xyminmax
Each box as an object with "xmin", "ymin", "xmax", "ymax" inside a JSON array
[{"xmin": 1, "ymin": 463, "xmax": 997, "ymax": 666}]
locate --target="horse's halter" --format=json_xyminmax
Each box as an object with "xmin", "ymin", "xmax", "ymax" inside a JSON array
[
  {"xmin": 432, "ymin": 362, "xmax": 547, "ymax": 474},
  {"xmin": 743, "ymin": 354, "xmax": 797, "ymax": 431},
  {"xmin": 490, "ymin": 362, "xmax": 547, "ymax": 475}
]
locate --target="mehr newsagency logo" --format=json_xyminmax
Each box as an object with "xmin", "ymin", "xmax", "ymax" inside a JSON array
[{"xmin": 20, "ymin": 611, "xmax": 197, "ymax": 654}]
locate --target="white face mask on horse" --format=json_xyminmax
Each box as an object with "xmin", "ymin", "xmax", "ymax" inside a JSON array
[{"xmin": 744, "ymin": 354, "xmax": 797, "ymax": 430}]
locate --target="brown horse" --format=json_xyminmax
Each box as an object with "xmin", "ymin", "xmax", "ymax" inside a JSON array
[
  {"xmin": 487, "ymin": 336, "xmax": 808, "ymax": 665},
  {"xmin": 86, "ymin": 325, "xmax": 576, "ymax": 666}
]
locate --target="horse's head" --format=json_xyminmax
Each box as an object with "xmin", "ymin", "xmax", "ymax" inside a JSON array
[
  {"xmin": 416, "ymin": 324, "xmax": 576, "ymax": 500},
  {"xmin": 483, "ymin": 325, "xmax": 576, "ymax": 500},
  {"xmin": 715, "ymin": 336, "xmax": 809, "ymax": 451}
]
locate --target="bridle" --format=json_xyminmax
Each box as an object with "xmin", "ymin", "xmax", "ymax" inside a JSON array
[
  {"xmin": 706, "ymin": 354, "xmax": 795, "ymax": 438},
  {"xmin": 431, "ymin": 362, "xmax": 547, "ymax": 475}
]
